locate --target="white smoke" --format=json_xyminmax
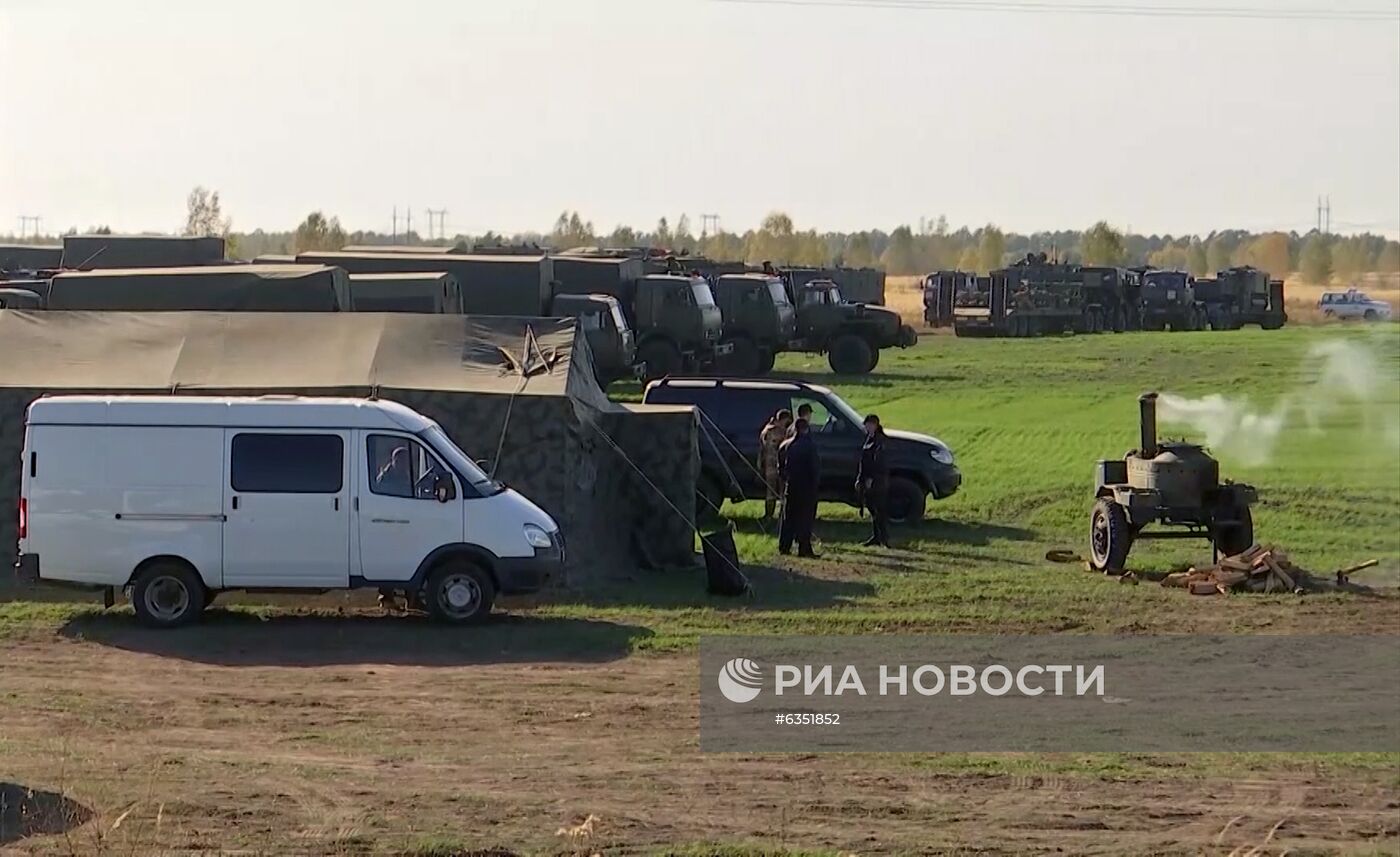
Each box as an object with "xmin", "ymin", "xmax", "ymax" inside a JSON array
[{"xmin": 1158, "ymin": 338, "xmax": 1399, "ymax": 468}]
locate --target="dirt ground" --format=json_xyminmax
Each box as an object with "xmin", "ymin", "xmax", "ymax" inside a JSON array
[{"xmin": 2, "ymin": 616, "xmax": 1396, "ymax": 855}]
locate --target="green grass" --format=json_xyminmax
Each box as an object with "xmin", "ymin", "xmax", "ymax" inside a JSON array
[{"xmin": 4, "ymin": 325, "xmax": 1397, "ymax": 655}]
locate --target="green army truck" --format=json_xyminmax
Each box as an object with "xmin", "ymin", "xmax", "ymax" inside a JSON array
[
  {"xmin": 347, "ymin": 272, "xmax": 460, "ymax": 313},
  {"xmin": 552, "ymin": 254, "xmax": 728, "ymax": 381},
  {"xmin": 1139, "ymin": 270, "xmax": 1207, "ymax": 331},
  {"xmin": 551, "ymin": 293, "xmax": 637, "ymax": 384},
  {"xmin": 786, "ymin": 277, "xmax": 916, "ymax": 374},
  {"xmin": 1194, "ymin": 266, "xmax": 1286, "ymax": 330},
  {"xmin": 46, "ymin": 264, "xmax": 349, "ymax": 311},
  {"xmin": 708, "ymin": 272, "xmax": 796, "ymax": 375}
]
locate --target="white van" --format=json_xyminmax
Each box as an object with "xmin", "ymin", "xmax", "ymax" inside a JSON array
[{"xmin": 16, "ymin": 395, "xmax": 562, "ymax": 627}]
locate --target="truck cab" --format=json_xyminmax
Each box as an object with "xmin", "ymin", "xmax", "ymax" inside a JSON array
[
  {"xmin": 632, "ymin": 274, "xmax": 727, "ymax": 380},
  {"xmin": 1139, "ymin": 270, "xmax": 1205, "ymax": 331},
  {"xmin": 789, "ymin": 279, "xmax": 916, "ymax": 375},
  {"xmin": 550, "ymin": 293, "xmax": 638, "ymax": 383},
  {"xmin": 709, "ymin": 273, "xmax": 796, "ymax": 375}
]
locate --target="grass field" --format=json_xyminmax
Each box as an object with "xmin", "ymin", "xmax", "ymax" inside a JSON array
[{"xmin": 1, "ymin": 325, "xmax": 1397, "ymax": 854}]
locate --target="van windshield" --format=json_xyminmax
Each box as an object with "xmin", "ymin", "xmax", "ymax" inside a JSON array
[{"xmin": 417, "ymin": 426, "xmax": 503, "ymax": 496}]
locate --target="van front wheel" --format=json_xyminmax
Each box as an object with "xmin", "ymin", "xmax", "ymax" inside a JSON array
[
  {"xmin": 131, "ymin": 561, "xmax": 207, "ymax": 628},
  {"xmin": 425, "ymin": 562, "xmax": 495, "ymax": 624}
]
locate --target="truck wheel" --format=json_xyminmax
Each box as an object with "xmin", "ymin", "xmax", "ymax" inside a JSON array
[
  {"xmin": 867, "ymin": 348, "xmax": 881, "ymax": 371},
  {"xmin": 886, "ymin": 476, "xmax": 927, "ymax": 524},
  {"xmin": 828, "ymin": 334, "xmax": 874, "ymax": 375},
  {"xmin": 756, "ymin": 348, "xmax": 776, "ymax": 374},
  {"xmin": 638, "ymin": 340, "xmax": 681, "ymax": 381},
  {"xmin": 424, "ymin": 561, "xmax": 495, "ymax": 624},
  {"xmin": 721, "ymin": 337, "xmax": 761, "ymax": 376},
  {"xmin": 1212, "ymin": 505, "xmax": 1254, "ymax": 558},
  {"xmin": 1089, "ymin": 498, "xmax": 1132, "ymax": 572},
  {"xmin": 131, "ymin": 561, "xmax": 207, "ymax": 628}
]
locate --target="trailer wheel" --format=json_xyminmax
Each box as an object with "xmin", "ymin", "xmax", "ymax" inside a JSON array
[
  {"xmin": 1089, "ymin": 498, "xmax": 1132, "ymax": 573},
  {"xmin": 424, "ymin": 561, "xmax": 495, "ymax": 624},
  {"xmin": 1212, "ymin": 504, "xmax": 1254, "ymax": 558},
  {"xmin": 828, "ymin": 334, "xmax": 874, "ymax": 375},
  {"xmin": 638, "ymin": 340, "xmax": 682, "ymax": 381},
  {"xmin": 131, "ymin": 561, "xmax": 207, "ymax": 628}
]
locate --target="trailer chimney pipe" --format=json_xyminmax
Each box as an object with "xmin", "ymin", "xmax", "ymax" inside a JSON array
[{"xmin": 1139, "ymin": 392, "xmax": 1159, "ymax": 458}]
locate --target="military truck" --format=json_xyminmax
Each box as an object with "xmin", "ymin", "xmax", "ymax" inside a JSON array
[
  {"xmin": 707, "ymin": 273, "xmax": 796, "ymax": 375},
  {"xmin": 922, "ymin": 270, "xmax": 972, "ymax": 327},
  {"xmin": 347, "ymin": 272, "xmax": 460, "ymax": 313},
  {"xmin": 0, "ymin": 244, "xmax": 62, "ymax": 275},
  {"xmin": 954, "ymin": 255, "xmax": 1138, "ymax": 337},
  {"xmin": 781, "ymin": 266, "xmax": 886, "ymax": 306},
  {"xmin": 60, "ymin": 234, "xmax": 225, "ymax": 270},
  {"xmin": 551, "ymin": 293, "xmax": 637, "ymax": 383},
  {"xmin": 47, "ymin": 264, "xmax": 348, "ymax": 311},
  {"xmin": 787, "ymin": 278, "xmax": 916, "ymax": 374},
  {"xmin": 1194, "ymin": 266, "xmax": 1286, "ymax": 330},
  {"xmin": 551, "ymin": 254, "xmax": 728, "ymax": 380},
  {"xmin": 1139, "ymin": 270, "xmax": 1207, "ymax": 331}
]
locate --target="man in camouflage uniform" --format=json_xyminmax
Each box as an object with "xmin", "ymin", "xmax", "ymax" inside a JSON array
[{"xmin": 758, "ymin": 408, "xmax": 793, "ymax": 521}]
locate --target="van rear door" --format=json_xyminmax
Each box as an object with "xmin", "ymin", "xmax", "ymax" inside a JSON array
[{"xmin": 223, "ymin": 430, "xmax": 351, "ymax": 588}]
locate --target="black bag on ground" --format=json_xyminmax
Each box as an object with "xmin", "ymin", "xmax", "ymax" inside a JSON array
[{"xmin": 702, "ymin": 525, "xmax": 749, "ymax": 596}]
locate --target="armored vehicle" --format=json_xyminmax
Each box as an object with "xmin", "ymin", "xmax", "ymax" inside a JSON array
[
  {"xmin": 1090, "ymin": 393, "xmax": 1257, "ymax": 572},
  {"xmin": 708, "ymin": 273, "xmax": 796, "ymax": 375},
  {"xmin": 1139, "ymin": 270, "xmax": 1207, "ymax": 331},
  {"xmin": 47, "ymin": 264, "xmax": 349, "ymax": 311},
  {"xmin": 1194, "ymin": 266, "xmax": 1286, "ymax": 330},
  {"xmin": 789, "ymin": 278, "xmax": 916, "ymax": 374}
]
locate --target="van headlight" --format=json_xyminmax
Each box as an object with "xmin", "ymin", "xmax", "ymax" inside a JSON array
[
  {"xmin": 523, "ymin": 524, "xmax": 554, "ymax": 549},
  {"xmin": 930, "ymin": 446, "xmax": 955, "ymax": 465}
]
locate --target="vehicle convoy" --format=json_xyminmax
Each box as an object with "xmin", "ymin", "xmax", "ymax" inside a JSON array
[
  {"xmin": 298, "ymin": 250, "xmax": 639, "ymax": 383},
  {"xmin": 642, "ymin": 377, "xmax": 960, "ymax": 524},
  {"xmin": 1138, "ymin": 269, "xmax": 1207, "ymax": 331},
  {"xmin": 551, "ymin": 251, "xmax": 728, "ymax": 380},
  {"xmin": 46, "ymin": 264, "xmax": 350, "ymax": 311},
  {"xmin": 1193, "ymin": 265, "xmax": 1286, "ymax": 330},
  {"xmin": 16, "ymin": 396, "xmax": 562, "ymax": 627},
  {"xmin": 1319, "ymin": 288, "xmax": 1392, "ymax": 321},
  {"xmin": 953, "ymin": 254, "xmax": 1140, "ymax": 337},
  {"xmin": 707, "ymin": 273, "xmax": 796, "ymax": 375},
  {"xmin": 1090, "ymin": 392, "xmax": 1256, "ymax": 573}
]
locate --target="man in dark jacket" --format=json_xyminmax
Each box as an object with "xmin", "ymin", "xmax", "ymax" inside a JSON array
[
  {"xmin": 857, "ymin": 413, "xmax": 891, "ymax": 547},
  {"xmin": 778, "ymin": 418, "xmax": 821, "ymax": 557}
]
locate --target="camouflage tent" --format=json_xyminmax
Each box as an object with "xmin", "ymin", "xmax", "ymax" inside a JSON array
[
  {"xmin": 297, "ymin": 251, "xmax": 553, "ymax": 315},
  {"xmin": 60, "ymin": 234, "xmax": 226, "ymax": 269},
  {"xmin": 0, "ymin": 311, "xmax": 698, "ymax": 584},
  {"xmin": 348, "ymin": 272, "xmax": 461, "ymax": 313},
  {"xmin": 0, "ymin": 244, "xmax": 62, "ymax": 274},
  {"xmin": 47, "ymin": 265, "xmax": 349, "ymax": 311}
]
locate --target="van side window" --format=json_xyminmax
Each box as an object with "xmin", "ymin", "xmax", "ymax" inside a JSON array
[
  {"xmin": 367, "ymin": 434, "xmax": 449, "ymax": 500},
  {"xmin": 230, "ymin": 433, "xmax": 343, "ymax": 493}
]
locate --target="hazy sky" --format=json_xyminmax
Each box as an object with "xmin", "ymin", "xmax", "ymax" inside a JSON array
[{"xmin": 2, "ymin": 0, "xmax": 1397, "ymax": 238}]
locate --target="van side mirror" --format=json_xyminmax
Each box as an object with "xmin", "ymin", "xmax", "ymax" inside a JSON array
[{"xmin": 435, "ymin": 478, "xmax": 455, "ymax": 503}]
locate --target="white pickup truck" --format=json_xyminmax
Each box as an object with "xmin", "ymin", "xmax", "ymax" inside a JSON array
[{"xmin": 1319, "ymin": 289, "xmax": 1392, "ymax": 321}]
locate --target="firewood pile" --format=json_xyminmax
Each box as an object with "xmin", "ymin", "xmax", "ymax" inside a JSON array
[{"xmin": 1162, "ymin": 544, "xmax": 1312, "ymax": 595}]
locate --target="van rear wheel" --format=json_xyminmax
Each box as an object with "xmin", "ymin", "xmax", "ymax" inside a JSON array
[
  {"xmin": 425, "ymin": 562, "xmax": 495, "ymax": 624},
  {"xmin": 131, "ymin": 561, "xmax": 206, "ymax": 628}
]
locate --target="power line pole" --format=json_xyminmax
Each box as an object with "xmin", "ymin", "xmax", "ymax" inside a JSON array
[
  {"xmin": 392, "ymin": 206, "xmax": 398, "ymax": 243},
  {"xmin": 700, "ymin": 213, "xmax": 720, "ymax": 236},
  {"xmin": 1325, "ymin": 195, "xmax": 1331, "ymax": 234},
  {"xmin": 17, "ymin": 215, "xmax": 41, "ymax": 239},
  {"xmin": 426, "ymin": 209, "xmax": 448, "ymax": 241},
  {"xmin": 406, "ymin": 208, "xmax": 413, "ymax": 241}
]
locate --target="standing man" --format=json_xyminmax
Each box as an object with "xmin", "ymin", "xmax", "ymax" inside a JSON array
[
  {"xmin": 778, "ymin": 418, "xmax": 821, "ymax": 557},
  {"xmin": 758, "ymin": 409, "xmax": 793, "ymax": 521},
  {"xmin": 857, "ymin": 413, "xmax": 891, "ymax": 547},
  {"xmin": 790, "ymin": 402, "xmax": 813, "ymax": 438}
]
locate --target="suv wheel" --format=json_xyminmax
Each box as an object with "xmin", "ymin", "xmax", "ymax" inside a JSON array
[
  {"xmin": 886, "ymin": 476, "xmax": 927, "ymax": 524},
  {"xmin": 828, "ymin": 334, "xmax": 874, "ymax": 375}
]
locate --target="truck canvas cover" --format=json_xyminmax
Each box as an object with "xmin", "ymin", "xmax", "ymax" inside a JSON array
[
  {"xmin": 348, "ymin": 272, "xmax": 461, "ymax": 313},
  {"xmin": 47, "ymin": 265, "xmax": 349, "ymax": 312},
  {"xmin": 296, "ymin": 251, "xmax": 553, "ymax": 316},
  {"xmin": 551, "ymin": 255, "xmax": 646, "ymax": 300},
  {"xmin": 0, "ymin": 244, "xmax": 62, "ymax": 274},
  {"xmin": 60, "ymin": 234, "xmax": 226, "ymax": 269},
  {"xmin": 0, "ymin": 311, "xmax": 698, "ymax": 582}
]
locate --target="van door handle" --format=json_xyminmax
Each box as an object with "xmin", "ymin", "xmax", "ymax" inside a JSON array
[
  {"xmin": 231, "ymin": 496, "xmax": 239, "ymax": 511},
  {"xmin": 334, "ymin": 498, "xmax": 339, "ymax": 511},
  {"xmin": 370, "ymin": 518, "xmax": 410, "ymax": 524}
]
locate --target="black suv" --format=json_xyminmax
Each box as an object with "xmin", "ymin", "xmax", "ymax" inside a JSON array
[{"xmin": 643, "ymin": 377, "xmax": 961, "ymax": 522}]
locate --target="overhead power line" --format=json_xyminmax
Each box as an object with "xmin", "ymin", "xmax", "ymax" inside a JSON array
[{"xmin": 712, "ymin": 0, "xmax": 1400, "ymax": 21}]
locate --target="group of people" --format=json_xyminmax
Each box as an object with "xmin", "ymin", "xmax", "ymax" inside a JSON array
[{"xmin": 757, "ymin": 406, "xmax": 891, "ymax": 557}]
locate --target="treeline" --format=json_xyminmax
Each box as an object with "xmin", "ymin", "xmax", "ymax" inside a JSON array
[{"xmin": 8, "ymin": 204, "xmax": 1399, "ymax": 284}]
